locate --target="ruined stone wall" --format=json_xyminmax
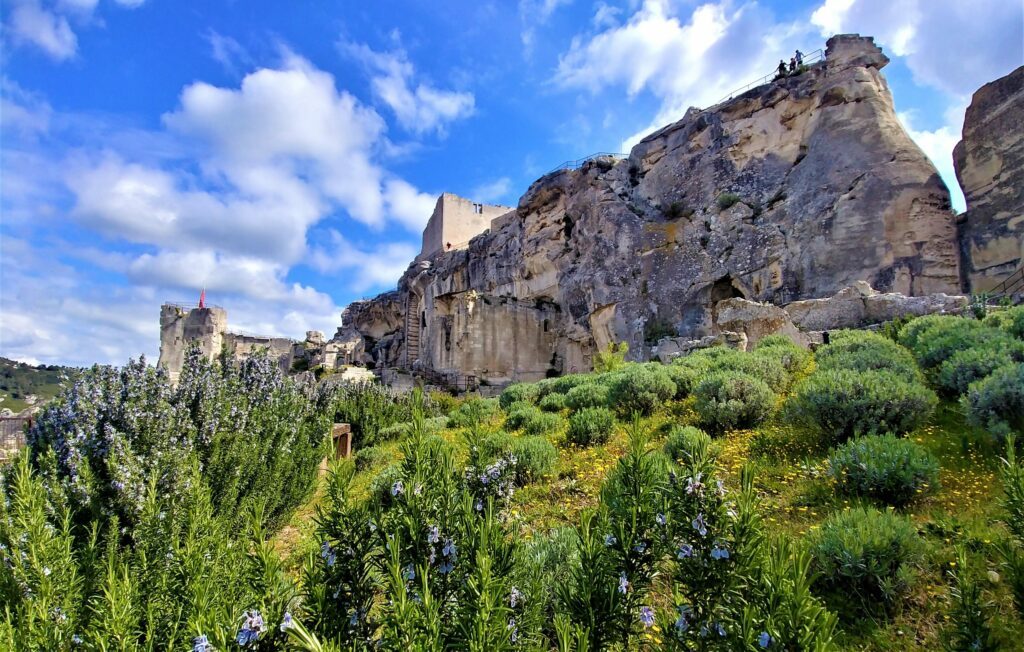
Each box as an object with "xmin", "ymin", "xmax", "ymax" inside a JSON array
[
  {"xmin": 223, "ymin": 333, "xmax": 298, "ymax": 375},
  {"xmin": 418, "ymin": 193, "xmax": 514, "ymax": 261},
  {"xmin": 954, "ymin": 65, "xmax": 1024, "ymax": 291},
  {"xmin": 158, "ymin": 304, "xmax": 227, "ymax": 382}
]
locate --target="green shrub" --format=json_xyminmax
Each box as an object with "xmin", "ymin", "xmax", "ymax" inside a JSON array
[
  {"xmin": 904, "ymin": 319, "xmax": 1021, "ymax": 372},
  {"xmin": 564, "ymin": 382, "xmax": 610, "ymax": 411},
  {"xmin": 447, "ymin": 397, "xmax": 500, "ymax": 428},
  {"xmin": 371, "ymin": 415, "xmax": 448, "ymax": 444},
  {"xmin": 814, "ymin": 330, "xmax": 922, "ymax": 383},
  {"xmin": 785, "ymin": 369, "xmax": 937, "ymax": 444},
  {"xmin": 566, "ymin": 407, "xmax": 615, "ymax": 446},
  {"xmin": 500, "ymin": 382, "xmax": 540, "ymax": 409},
  {"xmin": 509, "ymin": 436, "xmax": 558, "ymax": 484},
  {"xmin": 354, "ymin": 445, "xmax": 390, "ymax": 471},
  {"xmin": 753, "ymin": 334, "xmax": 811, "ymax": 374},
  {"xmin": 538, "ymin": 374, "xmax": 592, "ymax": 397},
  {"xmin": 897, "ymin": 314, "xmax": 966, "ymax": 351},
  {"xmin": 478, "ymin": 431, "xmax": 514, "ymax": 460},
  {"xmin": 717, "ymin": 192, "xmax": 742, "ymax": 210},
  {"xmin": 539, "ymin": 392, "xmax": 567, "ymax": 412},
  {"xmin": 505, "ymin": 404, "xmax": 563, "ymax": 436},
  {"xmin": 827, "ymin": 434, "xmax": 940, "ymax": 507},
  {"xmin": 675, "ymin": 347, "xmax": 788, "ymax": 391},
  {"xmin": 963, "ymin": 363, "xmax": 1024, "ymax": 439},
  {"xmin": 593, "ymin": 341, "xmax": 629, "ymax": 373},
  {"xmin": 369, "ymin": 462, "xmax": 404, "ymax": 506},
  {"xmin": 693, "ymin": 371, "xmax": 775, "ymax": 433},
  {"xmin": 330, "ymin": 382, "xmax": 439, "ymax": 447},
  {"xmin": 984, "ymin": 305, "xmax": 1024, "ymax": 339},
  {"xmin": 607, "ymin": 364, "xmax": 676, "ymax": 415},
  {"xmin": 663, "ymin": 363, "xmax": 699, "ymax": 398},
  {"xmin": 936, "ymin": 345, "xmax": 1016, "ymax": 396},
  {"xmin": 663, "ymin": 425, "xmax": 718, "ymax": 462},
  {"xmin": 809, "ymin": 506, "xmax": 922, "ymax": 614}
]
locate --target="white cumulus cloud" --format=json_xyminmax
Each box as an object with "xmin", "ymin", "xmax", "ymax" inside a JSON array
[{"xmin": 344, "ymin": 41, "xmax": 475, "ymax": 136}]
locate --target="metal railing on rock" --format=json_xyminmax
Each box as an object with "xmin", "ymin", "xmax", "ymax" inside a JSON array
[
  {"xmin": 709, "ymin": 48, "xmax": 824, "ymax": 108},
  {"xmin": 547, "ymin": 152, "xmax": 626, "ymax": 175}
]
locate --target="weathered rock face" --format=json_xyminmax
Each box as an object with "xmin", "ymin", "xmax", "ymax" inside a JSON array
[
  {"xmin": 338, "ymin": 35, "xmax": 964, "ymax": 384},
  {"xmin": 954, "ymin": 65, "xmax": 1024, "ymax": 291}
]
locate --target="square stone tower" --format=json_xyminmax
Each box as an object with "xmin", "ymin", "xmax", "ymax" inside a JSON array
[
  {"xmin": 158, "ymin": 303, "xmax": 228, "ymax": 382},
  {"xmin": 417, "ymin": 193, "xmax": 514, "ymax": 261}
]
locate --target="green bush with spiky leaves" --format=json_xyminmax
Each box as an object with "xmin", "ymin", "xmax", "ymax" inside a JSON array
[
  {"xmin": 564, "ymin": 382, "xmax": 611, "ymax": 411},
  {"xmin": 809, "ymin": 506, "xmax": 922, "ymax": 616},
  {"xmin": 693, "ymin": 371, "xmax": 776, "ymax": 433},
  {"xmin": 827, "ymin": 434, "xmax": 940, "ymax": 507},
  {"xmin": 753, "ymin": 334, "xmax": 811, "ymax": 374},
  {"xmin": 499, "ymin": 383, "xmax": 540, "ymax": 410},
  {"xmin": 539, "ymin": 393, "xmax": 567, "ymax": 412},
  {"xmin": 567, "ymin": 407, "xmax": 616, "ymax": 446},
  {"xmin": 785, "ymin": 369, "xmax": 937, "ymax": 445},
  {"xmin": 675, "ymin": 347, "xmax": 789, "ymax": 392},
  {"xmin": 508, "ymin": 436, "xmax": 558, "ymax": 485},
  {"xmin": 937, "ymin": 344, "xmax": 1016, "ymax": 396},
  {"xmin": 814, "ymin": 330, "xmax": 922, "ymax": 383},
  {"xmin": 663, "ymin": 425, "xmax": 717, "ymax": 463},
  {"xmin": 963, "ymin": 363, "xmax": 1024, "ymax": 439},
  {"xmin": 607, "ymin": 365, "xmax": 677, "ymax": 416},
  {"xmin": 505, "ymin": 404, "xmax": 563, "ymax": 436}
]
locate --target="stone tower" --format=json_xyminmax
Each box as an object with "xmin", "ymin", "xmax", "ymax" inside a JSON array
[
  {"xmin": 417, "ymin": 193, "xmax": 514, "ymax": 261},
  {"xmin": 158, "ymin": 303, "xmax": 228, "ymax": 382}
]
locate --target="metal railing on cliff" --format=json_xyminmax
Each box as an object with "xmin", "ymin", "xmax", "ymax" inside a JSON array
[
  {"xmin": 708, "ymin": 48, "xmax": 824, "ymax": 108},
  {"xmin": 547, "ymin": 152, "xmax": 627, "ymax": 175},
  {"xmin": 164, "ymin": 302, "xmax": 225, "ymax": 311}
]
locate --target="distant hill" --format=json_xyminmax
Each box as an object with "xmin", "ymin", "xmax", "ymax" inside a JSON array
[{"xmin": 0, "ymin": 358, "xmax": 78, "ymax": 415}]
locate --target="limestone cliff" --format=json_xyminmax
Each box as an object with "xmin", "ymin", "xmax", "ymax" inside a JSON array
[
  {"xmin": 954, "ymin": 65, "xmax": 1024, "ymax": 291},
  {"xmin": 339, "ymin": 35, "xmax": 963, "ymax": 384}
]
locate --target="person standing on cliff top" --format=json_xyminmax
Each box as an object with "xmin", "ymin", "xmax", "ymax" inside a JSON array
[
  {"xmin": 776, "ymin": 60, "xmax": 787, "ymax": 80},
  {"xmin": 789, "ymin": 57, "xmax": 797, "ymax": 73},
  {"xmin": 795, "ymin": 49, "xmax": 804, "ymax": 66}
]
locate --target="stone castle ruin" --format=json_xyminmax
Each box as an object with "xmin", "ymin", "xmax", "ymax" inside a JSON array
[{"xmin": 159, "ymin": 35, "xmax": 1023, "ymax": 390}]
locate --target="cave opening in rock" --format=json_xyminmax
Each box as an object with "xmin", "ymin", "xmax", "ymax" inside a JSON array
[{"xmin": 710, "ymin": 276, "xmax": 745, "ymax": 303}]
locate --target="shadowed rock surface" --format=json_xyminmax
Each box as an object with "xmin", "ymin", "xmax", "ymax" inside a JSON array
[{"xmin": 954, "ymin": 65, "xmax": 1024, "ymax": 292}]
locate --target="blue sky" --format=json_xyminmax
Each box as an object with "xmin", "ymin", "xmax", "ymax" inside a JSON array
[{"xmin": 1, "ymin": 0, "xmax": 1021, "ymax": 366}]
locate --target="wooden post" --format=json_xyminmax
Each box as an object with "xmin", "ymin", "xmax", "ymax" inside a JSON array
[{"xmin": 331, "ymin": 423, "xmax": 352, "ymax": 459}]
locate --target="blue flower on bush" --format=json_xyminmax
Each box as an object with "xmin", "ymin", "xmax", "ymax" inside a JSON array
[
  {"xmin": 391, "ymin": 480, "xmax": 404, "ymax": 497},
  {"xmin": 618, "ymin": 571, "xmax": 629, "ymax": 594},
  {"xmin": 639, "ymin": 606, "xmax": 655, "ymax": 628},
  {"xmin": 692, "ymin": 513, "xmax": 708, "ymax": 537},
  {"xmin": 236, "ymin": 609, "xmax": 266, "ymax": 646},
  {"xmin": 633, "ymin": 542, "xmax": 646, "ymax": 553},
  {"xmin": 71, "ymin": 634, "xmax": 83, "ymax": 646},
  {"xmin": 320, "ymin": 541, "xmax": 336, "ymax": 567},
  {"xmin": 192, "ymin": 634, "xmax": 214, "ymax": 652},
  {"xmin": 675, "ymin": 605, "xmax": 692, "ymax": 634},
  {"xmin": 402, "ymin": 564, "xmax": 416, "ymax": 581},
  {"xmin": 508, "ymin": 617, "xmax": 518, "ymax": 643},
  {"xmin": 656, "ymin": 512, "xmax": 666, "ymax": 526},
  {"xmin": 677, "ymin": 543, "xmax": 694, "ymax": 559},
  {"xmin": 710, "ymin": 542, "xmax": 730, "ymax": 560},
  {"xmin": 427, "ymin": 524, "xmax": 440, "ymax": 544},
  {"xmin": 439, "ymin": 561, "xmax": 454, "ymax": 575},
  {"xmin": 510, "ymin": 586, "xmax": 523, "ymax": 608},
  {"xmin": 759, "ymin": 631, "xmax": 773, "ymax": 648},
  {"xmin": 442, "ymin": 538, "xmax": 457, "ymax": 561},
  {"xmin": 686, "ymin": 472, "xmax": 705, "ymax": 496},
  {"xmin": 280, "ymin": 611, "xmax": 294, "ymax": 631},
  {"xmin": 604, "ymin": 533, "xmax": 617, "ymax": 546}
]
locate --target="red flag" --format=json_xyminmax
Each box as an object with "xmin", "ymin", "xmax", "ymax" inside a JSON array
[{"xmin": 198, "ymin": 288, "xmax": 206, "ymax": 309}]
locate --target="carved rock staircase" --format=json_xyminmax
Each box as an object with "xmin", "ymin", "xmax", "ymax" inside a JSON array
[{"xmin": 404, "ymin": 294, "xmax": 421, "ymax": 367}]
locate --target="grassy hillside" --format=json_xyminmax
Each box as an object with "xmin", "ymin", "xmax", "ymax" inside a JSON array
[
  {"xmin": 271, "ymin": 309, "xmax": 1024, "ymax": 650},
  {"xmin": 0, "ymin": 357, "xmax": 77, "ymax": 413}
]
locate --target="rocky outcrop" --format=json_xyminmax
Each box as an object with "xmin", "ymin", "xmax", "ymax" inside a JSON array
[
  {"xmin": 336, "ymin": 35, "xmax": 964, "ymax": 384},
  {"xmin": 954, "ymin": 65, "xmax": 1024, "ymax": 292},
  {"xmin": 784, "ymin": 282, "xmax": 966, "ymax": 331}
]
